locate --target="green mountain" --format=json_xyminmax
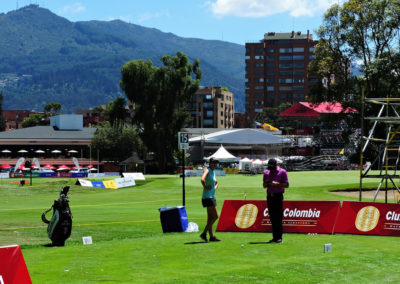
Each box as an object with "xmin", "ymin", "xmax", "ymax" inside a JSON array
[{"xmin": 0, "ymin": 5, "xmax": 245, "ymax": 113}]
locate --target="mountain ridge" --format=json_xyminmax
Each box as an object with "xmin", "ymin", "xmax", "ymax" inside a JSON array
[{"xmin": 0, "ymin": 5, "xmax": 245, "ymax": 113}]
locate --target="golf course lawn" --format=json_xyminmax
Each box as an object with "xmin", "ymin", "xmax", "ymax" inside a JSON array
[{"xmin": 1, "ymin": 171, "xmax": 399, "ymax": 283}]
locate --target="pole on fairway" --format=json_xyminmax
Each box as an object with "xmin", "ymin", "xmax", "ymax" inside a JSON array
[{"xmin": 182, "ymin": 149, "xmax": 185, "ymax": 206}]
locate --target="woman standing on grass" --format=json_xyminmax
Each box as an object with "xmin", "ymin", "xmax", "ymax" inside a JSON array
[{"xmin": 200, "ymin": 157, "xmax": 221, "ymax": 242}]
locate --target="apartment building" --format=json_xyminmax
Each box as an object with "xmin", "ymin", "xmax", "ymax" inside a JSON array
[
  {"xmin": 245, "ymin": 31, "xmax": 319, "ymax": 122},
  {"xmin": 188, "ymin": 87, "xmax": 235, "ymax": 128}
]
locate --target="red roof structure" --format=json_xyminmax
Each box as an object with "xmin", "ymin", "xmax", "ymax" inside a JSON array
[{"xmin": 279, "ymin": 102, "xmax": 357, "ymax": 117}]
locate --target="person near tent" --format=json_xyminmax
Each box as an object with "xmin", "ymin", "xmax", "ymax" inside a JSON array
[
  {"xmin": 263, "ymin": 158, "xmax": 289, "ymax": 243},
  {"xmin": 200, "ymin": 157, "xmax": 221, "ymax": 242}
]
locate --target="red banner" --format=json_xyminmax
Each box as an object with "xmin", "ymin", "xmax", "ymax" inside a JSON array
[
  {"xmin": 335, "ymin": 201, "xmax": 400, "ymax": 236},
  {"xmin": 216, "ymin": 200, "xmax": 341, "ymax": 234},
  {"xmin": 0, "ymin": 245, "xmax": 32, "ymax": 284}
]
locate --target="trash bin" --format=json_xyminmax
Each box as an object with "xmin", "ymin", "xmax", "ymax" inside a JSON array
[{"xmin": 159, "ymin": 206, "xmax": 188, "ymax": 233}]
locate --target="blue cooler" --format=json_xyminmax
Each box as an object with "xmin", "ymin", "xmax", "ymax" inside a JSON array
[{"xmin": 159, "ymin": 206, "xmax": 188, "ymax": 233}]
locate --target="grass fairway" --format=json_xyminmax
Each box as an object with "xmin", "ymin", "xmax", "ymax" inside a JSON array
[{"xmin": 1, "ymin": 171, "xmax": 400, "ymax": 283}]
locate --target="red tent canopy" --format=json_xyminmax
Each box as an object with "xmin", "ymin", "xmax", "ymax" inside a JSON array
[
  {"xmin": 43, "ymin": 164, "xmax": 56, "ymax": 170},
  {"xmin": 279, "ymin": 102, "xmax": 357, "ymax": 117},
  {"xmin": 58, "ymin": 165, "xmax": 71, "ymax": 170},
  {"xmin": 0, "ymin": 163, "xmax": 12, "ymax": 169}
]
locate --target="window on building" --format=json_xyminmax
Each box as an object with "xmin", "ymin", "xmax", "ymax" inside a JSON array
[
  {"xmin": 293, "ymin": 78, "xmax": 304, "ymax": 83},
  {"xmin": 279, "ymin": 71, "xmax": 292, "ymax": 76},
  {"xmin": 204, "ymin": 119, "xmax": 213, "ymax": 126},
  {"xmin": 279, "ymin": 63, "xmax": 293, "ymax": 68},
  {"xmin": 293, "ymin": 55, "xmax": 304, "ymax": 60},
  {"xmin": 293, "ymin": 47, "xmax": 304, "ymax": 52},
  {"xmin": 245, "ymin": 78, "xmax": 249, "ymax": 82},
  {"xmin": 205, "ymin": 94, "xmax": 212, "ymax": 99},
  {"xmin": 279, "ymin": 78, "xmax": 293, "ymax": 83},
  {"xmin": 246, "ymin": 48, "xmax": 251, "ymax": 54},
  {"xmin": 255, "ymin": 63, "xmax": 264, "ymax": 68},
  {"xmin": 255, "ymin": 70, "xmax": 264, "ymax": 75},
  {"xmin": 255, "ymin": 93, "xmax": 264, "ymax": 98},
  {"xmin": 293, "ymin": 93, "xmax": 304, "ymax": 99},
  {"xmin": 309, "ymin": 47, "xmax": 315, "ymax": 52},
  {"xmin": 255, "ymin": 48, "xmax": 264, "ymax": 54},
  {"xmin": 279, "ymin": 94, "xmax": 286, "ymax": 99},
  {"xmin": 279, "ymin": 56, "xmax": 292, "ymax": 61},
  {"xmin": 267, "ymin": 93, "xmax": 274, "ymax": 99},
  {"xmin": 267, "ymin": 48, "xmax": 274, "ymax": 53},
  {"xmin": 255, "ymin": 78, "xmax": 264, "ymax": 83},
  {"xmin": 293, "ymin": 70, "xmax": 305, "ymax": 75},
  {"xmin": 266, "ymin": 78, "xmax": 274, "ymax": 83},
  {"xmin": 293, "ymin": 62, "xmax": 304, "ymax": 68},
  {"xmin": 279, "ymin": 86, "xmax": 292, "ymax": 91},
  {"xmin": 245, "ymin": 55, "xmax": 250, "ymax": 60},
  {"xmin": 293, "ymin": 85, "xmax": 304, "ymax": 90},
  {"xmin": 255, "ymin": 108, "xmax": 263, "ymax": 113},
  {"xmin": 206, "ymin": 110, "xmax": 213, "ymax": 117},
  {"xmin": 203, "ymin": 102, "xmax": 213, "ymax": 108},
  {"xmin": 255, "ymin": 55, "xmax": 264, "ymax": 60},
  {"xmin": 267, "ymin": 86, "xmax": 274, "ymax": 91},
  {"xmin": 279, "ymin": 48, "xmax": 292, "ymax": 53},
  {"xmin": 309, "ymin": 55, "xmax": 315, "ymax": 60},
  {"xmin": 266, "ymin": 56, "xmax": 275, "ymax": 61},
  {"xmin": 308, "ymin": 78, "xmax": 319, "ymax": 83},
  {"xmin": 266, "ymin": 71, "xmax": 274, "ymax": 76},
  {"xmin": 254, "ymin": 86, "xmax": 264, "ymax": 90}
]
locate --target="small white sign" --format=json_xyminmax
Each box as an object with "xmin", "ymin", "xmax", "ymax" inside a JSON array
[
  {"xmin": 324, "ymin": 243, "xmax": 332, "ymax": 253},
  {"xmin": 122, "ymin": 172, "xmax": 146, "ymax": 180},
  {"xmin": 178, "ymin": 132, "xmax": 189, "ymax": 150},
  {"xmin": 78, "ymin": 179, "xmax": 93, "ymax": 187},
  {"xmin": 82, "ymin": 236, "xmax": 93, "ymax": 245},
  {"xmin": 115, "ymin": 176, "xmax": 136, "ymax": 188}
]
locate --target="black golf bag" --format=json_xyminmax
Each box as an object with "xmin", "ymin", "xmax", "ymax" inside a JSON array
[{"xmin": 41, "ymin": 186, "xmax": 72, "ymax": 246}]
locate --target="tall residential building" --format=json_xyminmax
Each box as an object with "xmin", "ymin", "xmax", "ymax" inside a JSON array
[
  {"xmin": 188, "ymin": 86, "xmax": 235, "ymax": 128},
  {"xmin": 245, "ymin": 31, "xmax": 318, "ymax": 122}
]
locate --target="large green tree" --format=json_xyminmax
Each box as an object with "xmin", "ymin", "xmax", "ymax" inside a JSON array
[
  {"xmin": 120, "ymin": 51, "xmax": 201, "ymax": 173},
  {"xmin": 90, "ymin": 122, "xmax": 142, "ymax": 162},
  {"xmin": 106, "ymin": 97, "xmax": 127, "ymax": 128},
  {"xmin": 309, "ymin": 0, "xmax": 400, "ymax": 103}
]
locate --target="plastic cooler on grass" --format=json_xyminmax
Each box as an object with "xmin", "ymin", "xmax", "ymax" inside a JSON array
[{"xmin": 159, "ymin": 206, "xmax": 188, "ymax": 233}]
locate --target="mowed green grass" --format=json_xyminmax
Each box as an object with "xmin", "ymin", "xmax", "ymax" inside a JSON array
[{"xmin": 1, "ymin": 171, "xmax": 400, "ymax": 283}]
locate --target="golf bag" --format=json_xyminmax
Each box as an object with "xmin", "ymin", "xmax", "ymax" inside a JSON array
[{"xmin": 41, "ymin": 186, "xmax": 72, "ymax": 246}]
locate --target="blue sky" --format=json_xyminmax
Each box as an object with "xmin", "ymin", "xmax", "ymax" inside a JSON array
[{"xmin": 0, "ymin": 0, "xmax": 338, "ymax": 45}]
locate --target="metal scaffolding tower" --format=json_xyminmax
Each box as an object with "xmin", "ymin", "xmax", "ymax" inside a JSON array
[{"xmin": 359, "ymin": 97, "xmax": 400, "ymax": 202}]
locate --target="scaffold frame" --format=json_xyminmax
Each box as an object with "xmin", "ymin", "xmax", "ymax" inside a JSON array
[{"xmin": 359, "ymin": 94, "xmax": 400, "ymax": 203}]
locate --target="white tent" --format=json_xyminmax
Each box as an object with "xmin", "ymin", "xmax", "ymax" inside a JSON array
[
  {"xmin": 238, "ymin": 157, "xmax": 253, "ymax": 171},
  {"xmin": 205, "ymin": 145, "xmax": 239, "ymax": 163}
]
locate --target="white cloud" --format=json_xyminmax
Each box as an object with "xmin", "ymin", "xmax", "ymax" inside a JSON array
[
  {"xmin": 209, "ymin": 0, "xmax": 333, "ymax": 18},
  {"xmin": 59, "ymin": 3, "xmax": 86, "ymax": 14}
]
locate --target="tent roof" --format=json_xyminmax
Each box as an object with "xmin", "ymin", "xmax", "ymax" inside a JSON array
[
  {"xmin": 205, "ymin": 145, "xmax": 238, "ymax": 162},
  {"xmin": 279, "ymin": 102, "xmax": 357, "ymax": 117},
  {"xmin": 190, "ymin": 129, "xmax": 290, "ymax": 145}
]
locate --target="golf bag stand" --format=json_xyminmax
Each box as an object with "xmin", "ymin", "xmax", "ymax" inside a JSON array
[{"xmin": 41, "ymin": 186, "xmax": 72, "ymax": 246}]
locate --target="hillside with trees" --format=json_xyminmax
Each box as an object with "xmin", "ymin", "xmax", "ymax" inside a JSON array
[{"xmin": 0, "ymin": 5, "xmax": 245, "ymax": 113}]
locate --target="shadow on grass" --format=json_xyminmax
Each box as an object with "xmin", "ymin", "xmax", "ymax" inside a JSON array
[
  {"xmin": 248, "ymin": 241, "xmax": 271, "ymax": 244},
  {"xmin": 184, "ymin": 241, "xmax": 208, "ymax": 245}
]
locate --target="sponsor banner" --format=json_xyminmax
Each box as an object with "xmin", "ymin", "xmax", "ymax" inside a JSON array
[
  {"xmin": 0, "ymin": 173, "xmax": 9, "ymax": 179},
  {"xmin": 9, "ymin": 172, "xmax": 24, "ymax": 178},
  {"xmin": 40, "ymin": 172, "xmax": 57, "ymax": 178},
  {"xmin": 115, "ymin": 176, "xmax": 136, "ymax": 188},
  {"xmin": 122, "ymin": 172, "xmax": 146, "ymax": 180},
  {"xmin": 78, "ymin": 179, "xmax": 93, "ymax": 187},
  {"xmin": 0, "ymin": 245, "xmax": 32, "ymax": 284},
  {"xmin": 58, "ymin": 172, "xmax": 72, "ymax": 178},
  {"xmin": 103, "ymin": 179, "xmax": 118, "ymax": 189},
  {"xmin": 72, "ymin": 173, "xmax": 88, "ymax": 178},
  {"xmin": 182, "ymin": 169, "xmax": 226, "ymax": 177},
  {"xmin": 335, "ymin": 201, "xmax": 400, "ymax": 236},
  {"xmin": 103, "ymin": 172, "xmax": 119, "ymax": 177},
  {"xmin": 216, "ymin": 200, "xmax": 340, "ymax": 234},
  {"xmin": 88, "ymin": 173, "xmax": 105, "ymax": 178},
  {"xmin": 91, "ymin": 181, "xmax": 105, "ymax": 188}
]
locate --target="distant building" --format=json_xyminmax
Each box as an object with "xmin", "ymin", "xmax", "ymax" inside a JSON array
[
  {"xmin": 188, "ymin": 87, "xmax": 235, "ymax": 128},
  {"xmin": 245, "ymin": 31, "xmax": 319, "ymax": 122},
  {"xmin": 3, "ymin": 110, "xmax": 37, "ymax": 130},
  {"xmin": 76, "ymin": 107, "xmax": 103, "ymax": 127}
]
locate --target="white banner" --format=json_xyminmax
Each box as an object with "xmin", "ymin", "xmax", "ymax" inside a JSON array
[
  {"xmin": 0, "ymin": 173, "xmax": 9, "ymax": 179},
  {"xmin": 114, "ymin": 176, "xmax": 136, "ymax": 188},
  {"xmin": 122, "ymin": 172, "xmax": 145, "ymax": 180},
  {"xmin": 14, "ymin": 157, "xmax": 25, "ymax": 173},
  {"xmin": 78, "ymin": 179, "xmax": 93, "ymax": 187}
]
